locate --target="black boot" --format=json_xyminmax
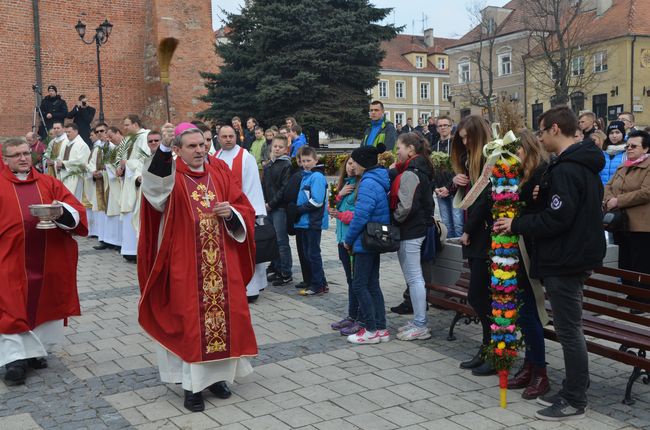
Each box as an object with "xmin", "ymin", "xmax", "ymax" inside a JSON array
[
  {"xmin": 472, "ymin": 361, "xmax": 496, "ymax": 376},
  {"xmin": 27, "ymin": 357, "xmax": 48, "ymax": 369},
  {"xmin": 93, "ymin": 241, "xmax": 110, "ymax": 250},
  {"xmin": 208, "ymin": 381, "xmax": 232, "ymax": 399},
  {"xmin": 460, "ymin": 345, "xmax": 485, "ymax": 369},
  {"xmin": 4, "ymin": 360, "xmax": 27, "ymax": 385},
  {"xmin": 247, "ymin": 295, "xmax": 259, "ymax": 304},
  {"xmin": 183, "ymin": 390, "xmax": 205, "ymax": 412}
]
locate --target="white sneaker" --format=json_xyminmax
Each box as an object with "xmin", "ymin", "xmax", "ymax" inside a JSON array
[
  {"xmin": 347, "ymin": 328, "xmax": 381, "ymax": 344},
  {"xmin": 397, "ymin": 322, "xmax": 416, "ymax": 333},
  {"xmin": 376, "ymin": 329, "xmax": 390, "ymax": 343},
  {"xmin": 396, "ymin": 326, "xmax": 431, "ymax": 341}
]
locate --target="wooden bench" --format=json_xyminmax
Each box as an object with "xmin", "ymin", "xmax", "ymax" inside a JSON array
[{"xmin": 426, "ymin": 266, "xmax": 650, "ymax": 405}]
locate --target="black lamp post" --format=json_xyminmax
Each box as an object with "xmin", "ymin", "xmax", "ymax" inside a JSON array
[{"xmin": 75, "ymin": 19, "xmax": 113, "ymax": 122}]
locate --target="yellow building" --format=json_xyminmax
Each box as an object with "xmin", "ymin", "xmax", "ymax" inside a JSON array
[
  {"xmin": 525, "ymin": 0, "xmax": 650, "ymax": 128},
  {"xmin": 369, "ymin": 29, "xmax": 456, "ymax": 126}
]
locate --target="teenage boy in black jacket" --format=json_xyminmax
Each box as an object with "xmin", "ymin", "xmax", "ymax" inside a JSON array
[
  {"xmin": 263, "ymin": 135, "xmax": 293, "ymax": 286},
  {"xmin": 496, "ymin": 105, "xmax": 606, "ymax": 422}
]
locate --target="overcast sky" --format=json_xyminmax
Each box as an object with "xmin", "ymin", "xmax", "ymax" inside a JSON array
[{"xmin": 212, "ymin": 0, "xmax": 510, "ymax": 39}]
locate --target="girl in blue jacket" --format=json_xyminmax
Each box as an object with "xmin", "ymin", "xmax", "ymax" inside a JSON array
[
  {"xmin": 329, "ymin": 156, "xmax": 361, "ymax": 336},
  {"xmin": 343, "ymin": 146, "xmax": 390, "ymax": 345},
  {"xmin": 600, "ymin": 121, "xmax": 627, "ymax": 185}
]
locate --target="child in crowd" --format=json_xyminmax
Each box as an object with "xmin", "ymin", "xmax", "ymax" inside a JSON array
[
  {"xmin": 391, "ymin": 132, "xmax": 435, "ymax": 341},
  {"xmin": 343, "ymin": 145, "xmax": 390, "ymax": 344},
  {"xmin": 294, "ymin": 146, "xmax": 329, "ymax": 296},
  {"xmin": 329, "ymin": 156, "xmax": 361, "ymax": 335},
  {"xmin": 284, "ymin": 155, "xmax": 311, "ymax": 289},
  {"xmin": 263, "ymin": 135, "xmax": 293, "ymax": 286},
  {"xmin": 250, "ymin": 126, "xmax": 267, "ymax": 172}
]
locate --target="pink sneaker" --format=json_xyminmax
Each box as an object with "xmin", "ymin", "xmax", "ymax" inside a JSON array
[
  {"xmin": 347, "ymin": 328, "xmax": 381, "ymax": 344},
  {"xmin": 376, "ymin": 329, "xmax": 390, "ymax": 343}
]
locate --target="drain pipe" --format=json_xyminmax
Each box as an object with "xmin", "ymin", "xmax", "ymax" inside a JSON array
[
  {"xmin": 32, "ymin": 0, "xmax": 43, "ymax": 96},
  {"xmin": 630, "ymin": 36, "xmax": 637, "ymax": 113}
]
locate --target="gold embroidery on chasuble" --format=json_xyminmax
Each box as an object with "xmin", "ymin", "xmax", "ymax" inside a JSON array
[{"xmin": 190, "ymin": 180, "xmax": 227, "ymax": 355}]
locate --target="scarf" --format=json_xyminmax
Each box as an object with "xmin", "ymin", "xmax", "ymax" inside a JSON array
[
  {"xmin": 605, "ymin": 143, "xmax": 626, "ymax": 156},
  {"xmin": 389, "ymin": 156, "xmax": 416, "ymax": 210},
  {"xmin": 624, "ymin": 153, "xmax": 649, "ymax": 167}
]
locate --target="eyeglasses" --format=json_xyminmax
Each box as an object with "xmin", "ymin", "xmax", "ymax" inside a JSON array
[
  {"xmin": 4, "ymin": 151, "xmax": 32, "ymax": 159},
  {"xmin": 535, "ymin": 125, "xmax": 552, "ymax": 137},
  {"xmin": 626, "ymin": 143, "xmax": 641, "ymax": 149},
  {"xmin": 148, "ymin": 138, "xmax": 161, "ymax": 143}
]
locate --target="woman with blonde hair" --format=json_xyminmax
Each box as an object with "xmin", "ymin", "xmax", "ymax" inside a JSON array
[
  {"xmin": 507, "ymin": 129, "xmax": 551, "ymax": 399},
  {"xmin": 450, "ymin": 115, "xmax": 495, "ymax": 375}
]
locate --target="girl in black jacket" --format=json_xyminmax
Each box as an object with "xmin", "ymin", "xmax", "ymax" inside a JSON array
[{"xmin": 451, "ymin": 115, "xmax": 495, "ymax": 376}]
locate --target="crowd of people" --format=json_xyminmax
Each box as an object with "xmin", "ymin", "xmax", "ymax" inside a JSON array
[{"xmin": 2, "ymin": 85, "xmax": 649, "ymax": 421}]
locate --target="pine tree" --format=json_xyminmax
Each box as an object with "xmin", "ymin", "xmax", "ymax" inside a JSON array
[{"xmin": 200, "ymin": 0, "xmax": 399, "ymax": 140}]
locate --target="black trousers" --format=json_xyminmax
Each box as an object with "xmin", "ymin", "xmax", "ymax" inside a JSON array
[{"xmin": 467, "ymin": 258, "xmax": 492, "ymax": 346}]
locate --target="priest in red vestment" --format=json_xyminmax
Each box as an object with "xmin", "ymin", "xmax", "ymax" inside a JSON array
[
  {"xmin": 138, "ymin": 123, "xmax": 258, "ymax": 412},
  {"xmin": 0, "ymin": 139, "xmax": 87, "ymax": 385}
]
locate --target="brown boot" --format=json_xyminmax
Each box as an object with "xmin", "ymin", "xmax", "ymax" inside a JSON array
[
  {"xmin": 507, "ymin": 361, "xmax": 532, "ymax": 389},
  {"xmin": 522, "ymin": 366, "xmax": 550, "ymax": 399}
]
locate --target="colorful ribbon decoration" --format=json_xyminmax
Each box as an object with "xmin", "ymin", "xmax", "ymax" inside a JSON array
[{"xmin": 486, "ymin": 128, "xmax": 523, "ymax": 409}]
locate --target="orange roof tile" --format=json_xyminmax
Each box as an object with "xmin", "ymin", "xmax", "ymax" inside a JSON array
[{"xmin": 380, "ymin": 34, "xmax": 457, "ymax": 73}]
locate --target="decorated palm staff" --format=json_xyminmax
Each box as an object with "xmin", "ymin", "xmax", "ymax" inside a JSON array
[
  {"xmin": 483, "ymin": 129, "xmax": 523, "ymax": 408},
  {"xmin": 454, "ymin": 127, "xmax": 524, "ymax": 408}
]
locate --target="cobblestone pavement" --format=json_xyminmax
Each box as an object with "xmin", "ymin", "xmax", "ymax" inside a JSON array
[{"xmin": 0, "ymin": 230, "xmax": 648, "ymax": 429}]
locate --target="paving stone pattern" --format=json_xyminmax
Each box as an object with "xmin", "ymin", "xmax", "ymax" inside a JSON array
[{"xmin": 0, "ymin": 231, "xmax": 648, "ymax": 429}]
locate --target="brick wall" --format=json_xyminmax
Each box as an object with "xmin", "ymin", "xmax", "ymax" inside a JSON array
[{"xmin": 0, "ymin": 0, "xmax": 216, "ymax": 138}]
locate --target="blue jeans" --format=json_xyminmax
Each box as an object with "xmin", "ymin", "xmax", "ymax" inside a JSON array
[
  {"xmin": 397, "ymin": 237, "xmax": 427, "ymax": 327},
  {"xmin": 351, "ymin": 252, "xmax": 386, "ymax": 331},
  {"xmin": 295, "ymin": 229, "xmax": 312, "ymax": 284},
  {"xmin": 300, "ymin": 229, "xmax": 326, "ymax": 291},
  {"xmin": 437, "ymin": 195, "xmax": 464, "ymax": 238},
  {"xmin": 268, "ymin": 209, "xmax": 292, "ymax": 276},
  {"xmin": 518, "ymin": 278, "xmax": 546, "ymax": 367},
  {"xmin": 338, "ymin": 243, "xmax": 359, "ymax": 320}
]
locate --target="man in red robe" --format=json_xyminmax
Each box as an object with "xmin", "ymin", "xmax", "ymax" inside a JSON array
[
  {"xmin": 138, "ymin": 123, "xmax": 258, "ymax": 412},
  {"xmin": 0, "ymin": 139, "xmax": 88, "ymax": 385}
]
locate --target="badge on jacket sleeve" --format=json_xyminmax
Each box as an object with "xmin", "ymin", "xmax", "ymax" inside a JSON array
[{"xmin": 550, "ymin": 194, "xmax": 562, "ymax": 210}]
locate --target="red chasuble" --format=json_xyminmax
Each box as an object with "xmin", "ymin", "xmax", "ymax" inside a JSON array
[
  {"xmin": 0, "ymin": 168, "xmax": 88, "ymax": 334},
  {"xmin": 138, "ymin": 157, "xmax": 258, "ymax": 364}
]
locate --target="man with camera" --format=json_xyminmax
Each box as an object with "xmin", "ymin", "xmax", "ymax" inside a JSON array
[
  {"xmin": 67, "ymin": 95, "xmax": 96, "ymax": 149},
  {"xmin": 38, "ymin": 85, "xmax": 68, "ymax": 139}
]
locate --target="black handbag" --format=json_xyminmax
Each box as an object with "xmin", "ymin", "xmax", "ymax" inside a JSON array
[
  {"xmin": 361, "ymin": 222, "xmax": 400, "ymax": 253},
  {"xmin": 254, "ymin": 222, "xmax": 279, "ymax": 263},
  {"xmin": 603, "ymin": 209, "xmax": 628, "ymax": 232}
]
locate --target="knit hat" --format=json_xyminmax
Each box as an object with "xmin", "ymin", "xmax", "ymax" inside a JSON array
[
  {"xmin": 351, "ymin": 146, "xmax": 379, "ymax": 168},
  {"xmin": 47, "ymin": 85, "xmax": 57, "ymax": 93},
  {"xmin": 606, "ymin": 120, "xmax": 626, "ymax": 136}
]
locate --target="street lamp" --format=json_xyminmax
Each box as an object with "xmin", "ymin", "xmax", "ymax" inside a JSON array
[{"xmin": 75, "ymin": 19, "xmax": 113, "ymax": 122}]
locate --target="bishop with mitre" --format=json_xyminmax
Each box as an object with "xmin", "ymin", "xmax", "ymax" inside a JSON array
[
  {"xmin": 0, "ymin": 139, "xmax": 87, "ymax": 385},
  {"xmin": 138, "ymin": 123, "xmax": 258, "ymax": 412}
]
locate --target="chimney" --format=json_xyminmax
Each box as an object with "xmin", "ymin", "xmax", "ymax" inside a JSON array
[
  {"xmin": 596, "ymin": 0, "xmax": 612, "ymax": 16},
  {"xmin": 424, "ymin": 28, "xmax": 434, "ymax": 48}
]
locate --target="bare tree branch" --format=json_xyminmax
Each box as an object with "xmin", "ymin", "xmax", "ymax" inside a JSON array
[{"xmin": 523, "ymin": 0, "xmax": 599, "ymax": 107}]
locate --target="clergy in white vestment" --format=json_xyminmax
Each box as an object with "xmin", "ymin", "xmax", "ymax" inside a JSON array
[
  {"xmin": 117, "ymin": 115, "xmax": 150, "ymax": 262},
  {"xmin": 0, "ymin": 139, "xmax": 88, "ymax": 386},
  {"xmin": 54, "ymin": 124, "xmax": 90, "ymax": 201},
  {"xmin": 85, "ymin": 131, "xmax": 109, "ymax": 241},
  {"xmin": 138, "ymin": 123, "xmax": 257, "ymax": 412},
  {"xmin": 44, "ymin": 121, "xmax": 68, "ymax": 177},
  {"xmin": 214, "ymin": 125, "xmax": 268, "ymax": 303}
]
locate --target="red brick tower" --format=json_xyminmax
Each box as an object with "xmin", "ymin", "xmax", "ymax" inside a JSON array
[{"xmin": 0, "ymin": 0, "xmax": 217, "ymax": 137}]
